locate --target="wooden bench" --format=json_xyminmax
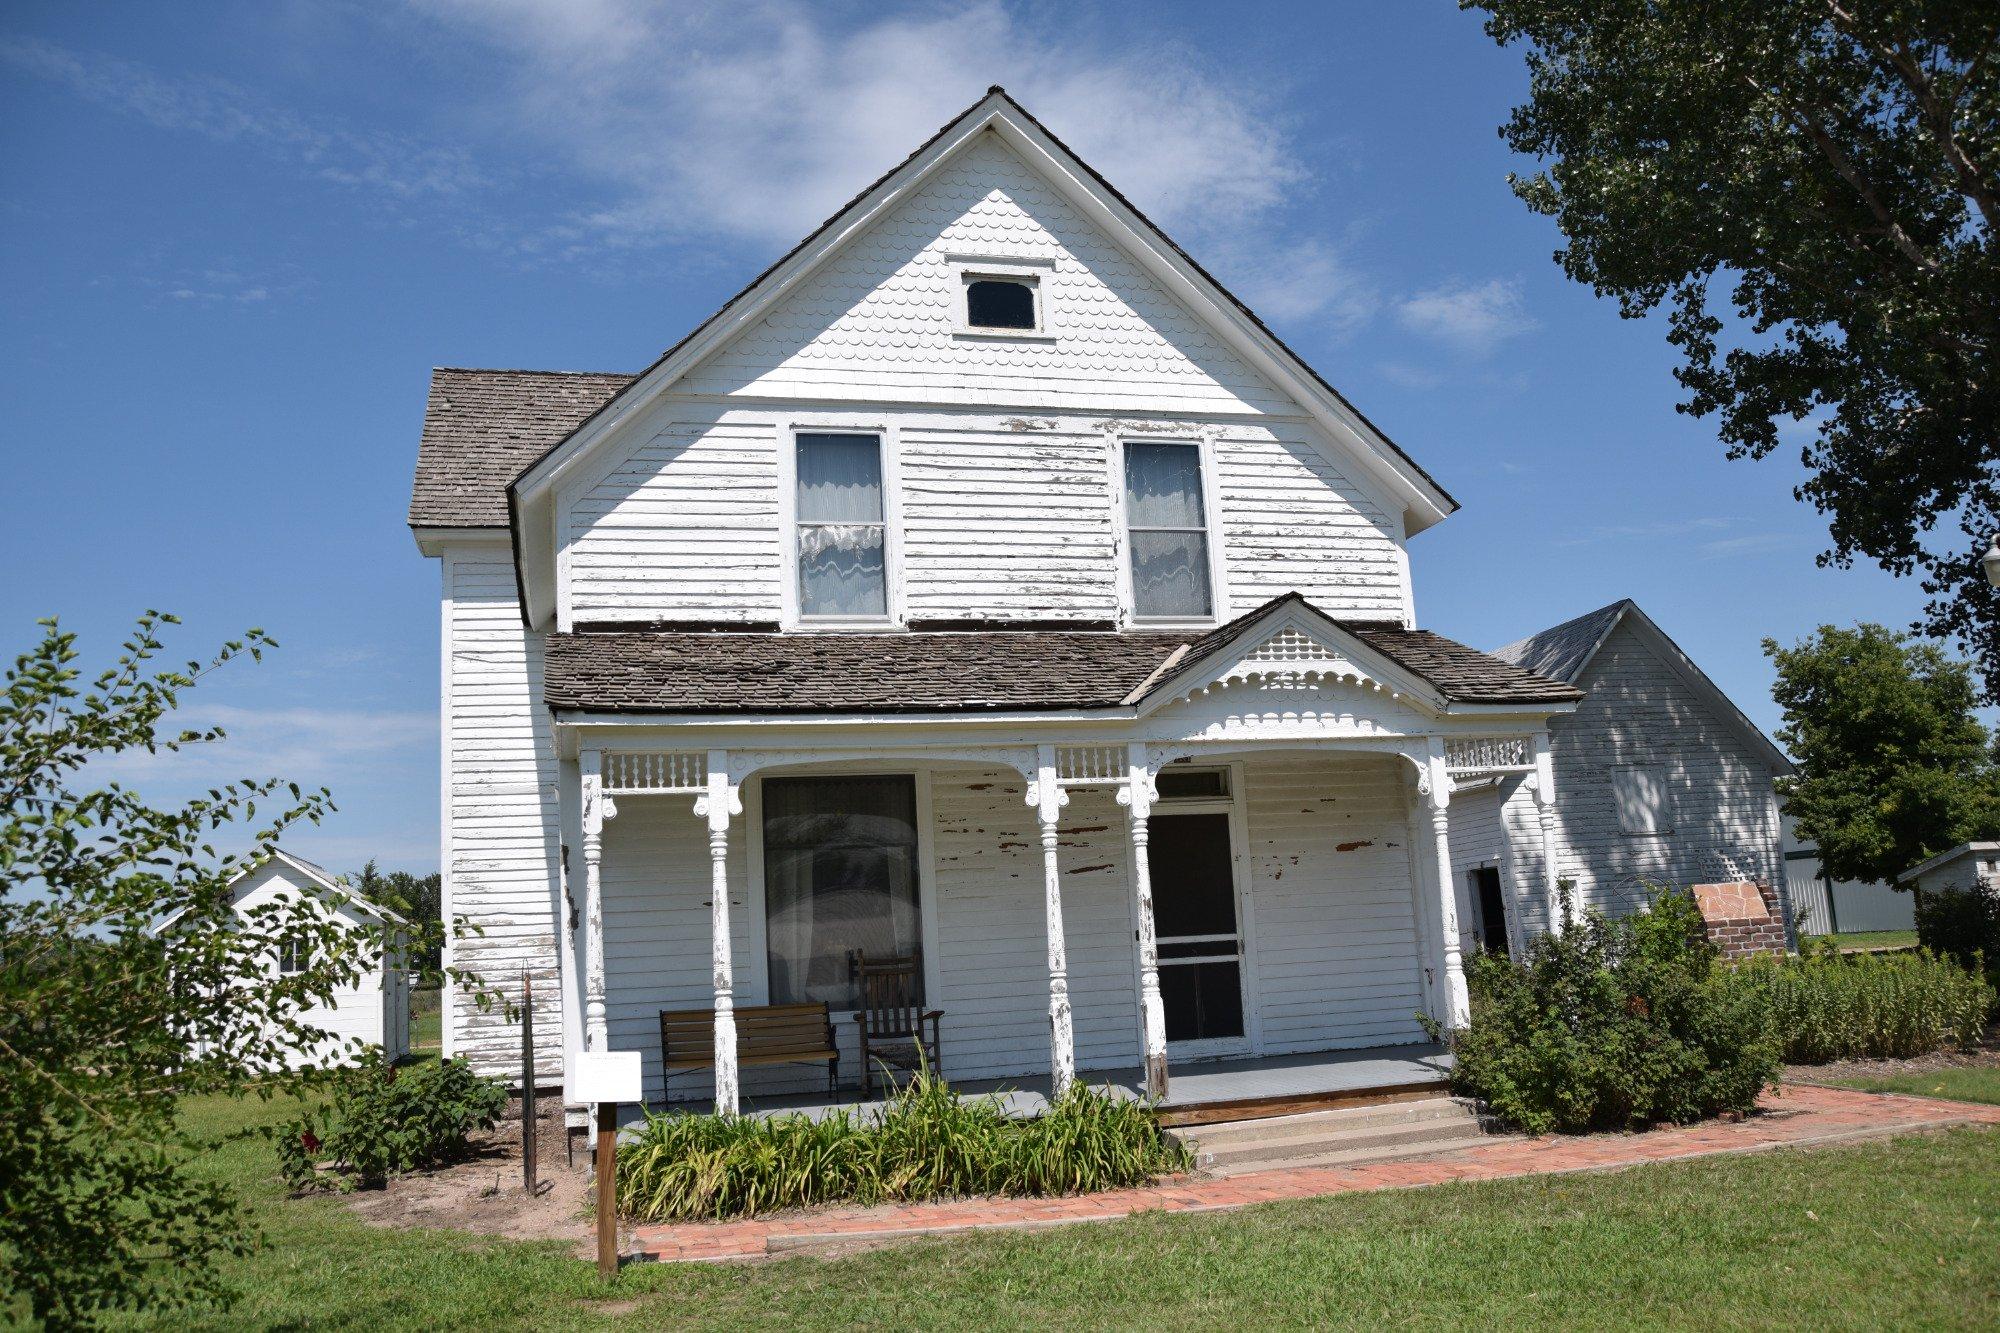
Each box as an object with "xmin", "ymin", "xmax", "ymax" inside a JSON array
[{"xmin": 658, "ymin": 1002, "xmax": 839, "ymax": 1102}]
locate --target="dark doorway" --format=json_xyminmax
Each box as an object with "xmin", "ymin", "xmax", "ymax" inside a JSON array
[
  {"xmin": 1470, "ymin": 866, "xmax": 1509, "ymax": 957},
  {"xmin": 1148, "ymin": 813, "xmax": 1246, "ymax": 1043}
]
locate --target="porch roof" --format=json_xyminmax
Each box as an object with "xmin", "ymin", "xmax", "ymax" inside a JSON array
[{"xmin": 544, "ymin": 594, "xmax": 1581, "ymax": 715}]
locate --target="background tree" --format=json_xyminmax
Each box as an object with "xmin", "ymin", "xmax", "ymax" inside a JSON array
[
  {"xmin": 0, "ymin": 615, "xmax": 466, "ymax": 1324},
  {"xmin": 353, "ymin": 860, "xmax": 443, "ymax": 972},
  {"xmin": 1766, "ymin": 623, "xmax": 2000, "ymax": 885},
  {"xmin": 1466, "ymin": 2, "xmax": 2000, "ymax": 690}
]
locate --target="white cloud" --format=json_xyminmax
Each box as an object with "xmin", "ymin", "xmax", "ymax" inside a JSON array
[
  {"xmin": 1698, "ymin": 533, "xmax": 1803, "ymax": 559},
  {"xmin": 408, "ymin": 0, "xmax": 1371, "ymax": 326},
  {"xmin": 89, "ymin": 704, "xmax": 434, "ymax": 796},
  {"xmin": 1396, "ymin": 278, "xmax": 1537, "ymax": 357},
  {"xmin": 1555, "ymin": 517, "xmax": 1738, "ymax": 548},
  {"xmin": 0, "ymin": 33, "xmax": 485, "ymax": 201}
]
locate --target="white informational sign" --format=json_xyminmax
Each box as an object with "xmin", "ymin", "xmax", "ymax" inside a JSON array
[{"xmin": 572, "ymin": 1049, "xmax": 643, "ymax": 1104}]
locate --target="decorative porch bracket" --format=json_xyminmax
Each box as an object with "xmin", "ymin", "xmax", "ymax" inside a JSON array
[
  {"xmin": 1028, "ymin": 743, "xmax": 1076, "ymax": 1097},
  {"xmin": 1114, "ymin": 742, "xmax": 1170, "ymax": 1100}
]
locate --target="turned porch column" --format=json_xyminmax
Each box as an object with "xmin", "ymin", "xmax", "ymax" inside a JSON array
[
  {"xmin": 1031, "ymin": 744, "xmax": 1076, "ymax": 1096},
  {"xmin": 579, "ymin": 750, "xmax": 614, "ymax": 1052},
  {"xmin": 1531, "ymin": 731, "xmax": 1564, "ymax": 934},
  {"xmin": 1421, "ymin": 739, "xmax": 1471, "ymax": 1029},
  {"xmin": 1118, "ymin": 743, "xmax": 1169, "ymax": 1100},
  {"xmin": 693, "ymin": 750, "xmax": 743, "ymax": 1114}
]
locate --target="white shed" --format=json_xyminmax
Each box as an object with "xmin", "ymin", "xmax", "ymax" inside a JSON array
[
  {"xmin": 1898, "ymin": 842, "xmax": 2000, "ymax": 899},
  {"xmin": 217, "ymin": 849, "xmax": 412, "ymax": 1068}
]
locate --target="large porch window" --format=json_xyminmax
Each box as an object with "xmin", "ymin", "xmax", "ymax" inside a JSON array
[{"xmin": 762, "ymin": 775, "xmax": 921, "ymax": 1010}]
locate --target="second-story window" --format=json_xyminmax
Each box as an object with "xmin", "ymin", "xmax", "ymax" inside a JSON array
[
  {"xmin": 796, "ymin": 432, "xmax": 887, "ymax": 619},
  {"xmin": 1124, "ymin": 441, "xmax": 1213, "ymax": 619}
]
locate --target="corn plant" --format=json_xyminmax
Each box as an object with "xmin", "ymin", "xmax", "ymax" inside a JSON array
[{"xmin": 616, "ymin": 1066, "xmax": 1187, "ymax": 1221}]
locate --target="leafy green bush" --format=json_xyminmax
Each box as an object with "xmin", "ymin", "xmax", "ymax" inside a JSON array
[
  {"xmin": 617, "ymin": 1066, "xmax": 1187, "ymax": 1221},
  {"xmin": 1719, "ymin": 943, "xmax": 1994, "ymax": 1063},
  {"xmin": 278, "ymin": 1054, "xmax": 506, "ymax": 1191},
  {"xmin": 1914, "ymin": 885, "xmax": 2000, "ymax": 982},
  {"xmin": 1437, "ymin": 887, "xmax": 1779, "ymax": 1135}
]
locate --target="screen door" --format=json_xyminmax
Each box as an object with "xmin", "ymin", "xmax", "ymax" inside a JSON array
[{"xmin": 1148, "ymin": 811, "xmax": 1246, "ymax": 1046}]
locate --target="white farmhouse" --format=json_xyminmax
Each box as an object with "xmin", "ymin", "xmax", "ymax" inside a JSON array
[
  {"xmin": 206, "ymin": 850, "xmax": 411, "ymax": 1069},
  {"xmin": 1451, "ymin": 599, "xmax": 1795, "ymax": 956},
  {"xmin": 409, "ymin": 89, "xmax": 1591, "ymax": 1118}
]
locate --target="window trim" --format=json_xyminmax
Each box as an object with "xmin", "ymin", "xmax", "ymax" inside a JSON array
[
  {"xmin": 1114, "ymin": 433, "xmax": 1228, "ymax": 628},
  {"xmin": 947, "ymin": 255, "xmax": 1059, "ymax": 341},
  {"xmin": 745, "ymin": 766, "xmax": 942, "ymax": 1018},
  {"xmin": 780, "ymin": 422, "xmax": 904, "ymax": 630}
]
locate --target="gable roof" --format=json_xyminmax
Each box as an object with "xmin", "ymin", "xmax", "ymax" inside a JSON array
[
  {"xmin": 409, "ymin": 368, "xmax": 635, "ymax": 529},
  {"xmin": 154, "ymin": 848, "xmax": 409, "ymax": 934},
  {"xmin": 1896, "ymin": 841, "xmax": 2000, "ymax": 885},
  {"xmin": 491, "ymin": 87, "xmax": 1459, "ymax": 626},
  {"xmin": 1493, "ymin": 599, "xmax": 1792, "ymax": 771},
  {"xmin": 545, "ymin": 595, "xmax": 1578, "ymax": 716}
]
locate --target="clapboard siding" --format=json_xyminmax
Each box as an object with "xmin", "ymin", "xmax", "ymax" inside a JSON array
[
  {"xmin": 678, "ymin": 133, "xmax": 1291, "ymax": 414},
  {"xmin": 1214, "ymin": 427, "xmax": 1405, "ymax": 617},
  {"xmin": 562, "ymin": 408, "xmax": 1410, "ymax": 626},
  {"xmin": 1546, "ymin": 620, "xmax": 1783, "ymax": 918},
  {"xmin": 565, "ymin": 420, "xmax": 782, "ymax": 623},
  {"xmin": 444, "ymin": 551, "xmax": 564, "ymax": 1081},
  {"xmin": 1242, "ymin": 753, "xmax": 1428, "ymax": 1052}
]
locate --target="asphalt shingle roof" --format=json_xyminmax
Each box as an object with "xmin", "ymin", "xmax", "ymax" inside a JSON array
[
  {"xmin": 408, "ymin": 368, "xmax": 636, "ymax": 528},
  {"xmin": 1490, "ymin": 600, "xmax": 1632, "ymax": 684},
  {"xmin": 544, "ymin": 598, "xmax": 1580, "ymax": 715}
]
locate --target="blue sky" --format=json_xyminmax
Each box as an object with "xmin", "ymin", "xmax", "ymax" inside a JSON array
[{"xmin": 1, "ymin": 1, "xmax": 1919, "ymax": 873}]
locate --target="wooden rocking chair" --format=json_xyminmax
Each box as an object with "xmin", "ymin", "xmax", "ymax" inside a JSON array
[{"xmin": 852, "ymin": 949, "xmax": 942, "ymax": 1098}]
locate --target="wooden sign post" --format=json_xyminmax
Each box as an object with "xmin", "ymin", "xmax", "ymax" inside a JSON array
[{"xmin": 574, "ymin": 1050, "xmax": 642, "ymax": 1279}]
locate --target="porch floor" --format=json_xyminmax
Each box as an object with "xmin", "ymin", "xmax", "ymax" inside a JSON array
[{"xmin": 670, "ymin": 1043, "xmax": 1453, "ymax": 1123}]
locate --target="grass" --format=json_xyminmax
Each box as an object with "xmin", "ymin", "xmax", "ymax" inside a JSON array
[
  {"xmin": 1822, "ymin": 929, "xmax": 1921, "ymax": 951},
  {"xmin": 1828, "ymin": 1065, "xmax": 2000, "ymax": 1107},
  {"xmin": 112, "ymin": 1093, "xmax": 2000, "ymax": 1329},
  {"xmin": 409, "ymin": 985, "xmax": 441, "ymax": 1051}
]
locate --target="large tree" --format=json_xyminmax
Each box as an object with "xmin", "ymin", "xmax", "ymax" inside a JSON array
[
  {"xmin": 1766, "ymin": 622, "xmax": 2000, "ymax": 885},
  {"xmin": 1467, "ymin": 2, "xmax": 2000, "ymax": 689},
  {"xmin": 0, "ymin": 616, "xmax": 461, "ymax": 1323}
]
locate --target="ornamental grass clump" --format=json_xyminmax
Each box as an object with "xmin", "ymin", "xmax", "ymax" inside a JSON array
[
  {"xmin": 1436, "ymin": 886, "xmax": 1779, "ymax": 1135},
  {"xmin": 1720, "ymin": 944, "xmax": 1993, "ymax": 1064},
  {"xmin": 616, "ymin": 1065, "xmax": 1186, "ymax": 1221}
]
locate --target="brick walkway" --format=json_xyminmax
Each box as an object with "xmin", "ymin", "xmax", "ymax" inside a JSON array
[{"xmin": 628, "ymin": 1084, "xmax": 2000, "ymax": 1263}]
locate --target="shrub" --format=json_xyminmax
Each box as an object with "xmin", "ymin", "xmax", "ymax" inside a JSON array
[
  {"xmin": 278, "ymin": 1054, "xmax": 507, "ymax": 1191},
  {"xmin": 1914, "ymin": 884, "xmax": 2000, "ymax": 981},
  {"xmin": 616, "ymin": 1066, "xmax": 1187, "ymax": 1221},
  {"xmin": 1437, "ymin": 886, "xmax": 1779, "ymax": 1135},
  {"xmin": 1719, "ymin": 943, "xmax": 1994, "ymax": 1063}
]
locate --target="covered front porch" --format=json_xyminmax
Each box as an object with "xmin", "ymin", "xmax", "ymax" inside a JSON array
[{"xmin": 727, "ymin": 1042, "xmax": 1455, "ymax": 1127}]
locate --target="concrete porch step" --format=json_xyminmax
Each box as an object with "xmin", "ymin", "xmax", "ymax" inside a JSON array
[{"xmin": 1170, "ymin": 1096, "xmax": 1495, "ymax": 1176}]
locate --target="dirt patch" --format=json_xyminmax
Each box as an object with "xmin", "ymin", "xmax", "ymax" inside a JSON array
[
  {"xmin": 1783, "ymin": 1029, "xmax": 2000, "ymax": 1087},
  {"xmin": 340, "ymin": 1099, "xmax": 598, "ymax": 1253}
]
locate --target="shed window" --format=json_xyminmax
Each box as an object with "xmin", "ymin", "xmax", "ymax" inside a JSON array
[
  {"xmin": 965, "ymin": 276, "xmax": 1038, "ymax": 330},
  {"xmin": 795, "ymin": 433, "xmax": 887, "ymax": 618},
  {"xmin": 278, "ymin": 938, "xmax": 310, "ymax": 975},
  {"xmin": 1612, "ymin": 765, "xmax": 1672, "ymax": 836},
  {"xmin": 1124, "ymin": 441, "xmax": 1213, "ymax": 618},
  {"xmin": 763, "ymin": 775, "xmax": 922, "ymax": 1010}
]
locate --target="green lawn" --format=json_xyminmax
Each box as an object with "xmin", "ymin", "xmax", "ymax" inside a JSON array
[
  {"xmin": 1828, "ymin": 1065, "xmax": 2000, "ymax": 1107},
  {"xmin": 119, "ymin": 1094, "xmax": 2000, "ymax": 1329},
  {"xmin": 1822, "ymin": 929, "xmax": 1921, "ymax": 951}
]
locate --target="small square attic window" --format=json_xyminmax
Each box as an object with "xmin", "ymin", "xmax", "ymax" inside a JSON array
[{"xmin": 964, "ymin": 275, "xmax": 1039, "ymax": 331}]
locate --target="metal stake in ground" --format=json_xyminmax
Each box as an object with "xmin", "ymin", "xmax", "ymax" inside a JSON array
[{"xmin": 521, "ymin": 968, "xmax": 537, "ymax": 1194}]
